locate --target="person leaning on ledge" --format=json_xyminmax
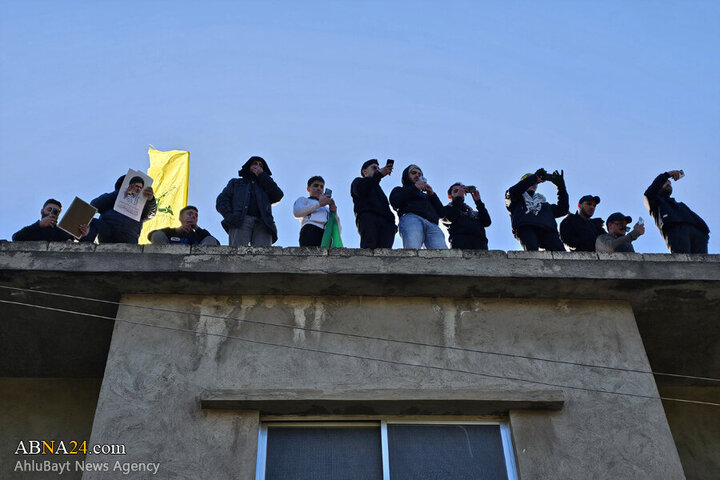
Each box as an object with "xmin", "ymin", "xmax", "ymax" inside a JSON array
[
  {"xmin": 595, "ymin": 212, "xmax": 644, "ymax": 253},
  {"xmin": 12, "ymin": 198, "xmax": 89, "ymax": 242},
  {"xmin": 148, "ymin": 205, "xmax": 219, "ymax": 246}
]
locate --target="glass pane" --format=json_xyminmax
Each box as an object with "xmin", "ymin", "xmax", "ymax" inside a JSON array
[
  {"xmin": 265, "ymin": 426, "xmax": 383, "ymax": 480},
  {"xmin": 388, "ymin": 424, "xmax": 509, "ymax": 480}
]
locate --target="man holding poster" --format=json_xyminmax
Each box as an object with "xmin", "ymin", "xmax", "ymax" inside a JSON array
[{"xmin": 88, "ymin": 171, "xmax": 157, "ymax": 243}]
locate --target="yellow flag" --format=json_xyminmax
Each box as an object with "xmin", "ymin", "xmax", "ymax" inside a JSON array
[{"xmin": 139, "ymin": 148, "xmax": 190, "ymax": 244}]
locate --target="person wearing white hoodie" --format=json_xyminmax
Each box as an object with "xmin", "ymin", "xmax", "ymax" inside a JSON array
[{"xmin": 293, "ymin": 176, "xmax": 340, "ymax": 247}]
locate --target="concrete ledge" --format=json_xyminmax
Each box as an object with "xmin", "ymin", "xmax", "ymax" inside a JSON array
[{"xmin": 200, "ymin": 388, "xmax": 565, "ymax": 415}]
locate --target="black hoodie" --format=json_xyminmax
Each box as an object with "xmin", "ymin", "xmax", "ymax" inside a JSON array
[
  {"xmin": 89, "ymin": 174, "xmax": 158, "ymax": 243},
  {"xmin": 644, "ymin": 172, "xmax": 709, "ymax": 234},
  {"xmin": 350, "ymin": 170, "xmax": 395, "ymax": 224},
  {"xmin": 389, "ymin": 165, "xmax": 444, "ymax": 224},
  {"xmin": 216, "ymin": 156, "xmax": 284, "ymax": 242}
]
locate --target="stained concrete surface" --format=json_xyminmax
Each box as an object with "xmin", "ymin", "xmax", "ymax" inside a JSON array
[
  {"xmin": 1, "ymin": 244, "xmax": 718, "ymax": 479},
  {"xmin": 84, "ymin": 295, "xmax": 684, "ymax": 479}
]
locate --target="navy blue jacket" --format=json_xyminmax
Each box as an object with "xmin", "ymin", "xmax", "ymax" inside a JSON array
[
  {"xmin": 91, "ymin": 176, "xmax": 157, "ymax": 243},
  {"xmin": 644, "ymin": 172, "xmax": 709, "ymax": 235},
  {"xmin": 215, "ymin": 158, "xmax": 284, "ymax": 243},
  {"xmin": 505, "ymin": 175, "xmax": 568, "ymax": 233}
]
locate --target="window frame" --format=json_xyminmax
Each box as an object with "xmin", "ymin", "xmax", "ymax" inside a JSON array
[{"xmin": 255, "ymin": 419, "xmax": 518, "ymax": 480}]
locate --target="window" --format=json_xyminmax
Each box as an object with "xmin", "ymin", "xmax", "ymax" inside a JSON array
[{"xmin": 256, "ymin": 421, "xmax": 517, "ymax": 480}]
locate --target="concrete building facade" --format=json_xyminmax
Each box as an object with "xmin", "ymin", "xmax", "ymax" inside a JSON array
[{"xmin": 1, "ymin": 243, "xmax": 718, "ymax": 479}]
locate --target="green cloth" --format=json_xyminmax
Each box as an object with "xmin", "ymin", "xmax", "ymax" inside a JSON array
[{"xmin": 320, "ymin": 212, "xmax": 343, "ymax": 248}]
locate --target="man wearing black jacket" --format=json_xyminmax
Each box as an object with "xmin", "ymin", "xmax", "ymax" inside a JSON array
[
  {"xmin": 442, "ymin": 183, "xmax": 491, "ymax": 249},
  {"xmin": 216, "ymin": 156, "xmax": 284, "ymax": 247},
  {"xmin": 350, "ymin": 159, "xmax": 397, "ymax": 248},
  {"xmin": 505, "ymin": 169, "xmax": 568, "ymax": 251},
  {"xmin": 148, "ymin": 205, "xmax": 219, "ymax": 246},
  {"xmin": 644, "ymin": 170, "xmax": 709, "ymax": 253},
  {"xmin": 559, "ymin": 194, "xmax": 606, "ymax": 252},
  {"xmin": 389, "ymin": 164, "xmax": 447, "ymax": 249},
  {"xmin": 89, "ymin": 176, "xmax": 157, "ymax": 243},
  {"xmin": 13, "ymin": 198, "xmax": 89, "ymax": 242}
]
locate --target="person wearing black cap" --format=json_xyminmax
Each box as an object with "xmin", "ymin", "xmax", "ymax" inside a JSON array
[
  {"xmin": 13, "ymin": 198, "xmax": 90, "ymax": 242},
  {"xmin": 350, "ymin": 159, "xmax": 397, "ymax": 248},
  {"xmin": 390, "ymin": 164, "xmax": 447, "ymax": 249},
  {"xmin": 644, "ymin": 170, "xmax": 709, "ymax": 253},
  {"xmin": 505, "ymin": 168, "xmax": 568, "ymax": 251},
  {"xmin": 216, "ymin": 156, "xmax": 284, "ymax": 247},
  {"xmin": 595, "ymin": 212, "xmax": 644, "ymax": 253},
  {"xmin": 559, "ymin": 194, "xmax": 606, "ymax": 252},
  {"xmin": 88, "ymin": 175, "xmax": 157, "ymax": 243},
  {"xmin": 441, "ymin": 183, "xmax": 491, "ymax": 249}
]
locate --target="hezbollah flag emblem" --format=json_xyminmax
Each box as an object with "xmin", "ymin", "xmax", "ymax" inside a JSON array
[{"xmin": 139, "ymin": 148, "xmax": 190, "ymax": 244}]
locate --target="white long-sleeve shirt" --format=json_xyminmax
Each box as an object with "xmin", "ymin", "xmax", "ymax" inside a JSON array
[{"xmin": 293, "ymin": 197, "xmax": 341, "ymax": 232}]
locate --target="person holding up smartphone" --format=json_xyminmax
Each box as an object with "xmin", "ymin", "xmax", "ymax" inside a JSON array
[
  {"xmin": 12, "ymin": 198, "xmax": 90, "ymax": 242},
  {"xmin": 293, "ymin": 176, "xmax": 339, "ymax": 247},
  {"xmin": 350, "ymin": 159, "xmax": 397, "ymax": 248},
  {"xmin": 441, "ymin": 183, "xmax": 492, "ymax": 249},
  {"xmin": 644, "ymin": 170, "xmax": 709, "ymax": 254},
  {"xmin": 389, "ymin": 164, "xmax": 447, "ymax": 249}
]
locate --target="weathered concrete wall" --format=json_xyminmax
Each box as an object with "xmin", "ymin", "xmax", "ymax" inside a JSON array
[
  {"xmin": 661, "ymin": 386, "xmax": 720, "ymax": 480},
  {"xmin": 85, "ymin": 294, "xmax": 684, "ymax": 479},
  {"xmin": 1, "ymin": 378, "xmax": 102, "ymax": 479}
]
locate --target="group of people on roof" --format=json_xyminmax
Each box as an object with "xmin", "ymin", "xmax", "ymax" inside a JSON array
[{"xmin": 11, "ymin": 156, "xmax": 710, "ymax": 255}]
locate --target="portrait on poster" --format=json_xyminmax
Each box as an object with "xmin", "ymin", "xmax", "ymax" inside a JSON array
[{"xmin": 113, "ymin": 169, "xmax": 153, "ymax": 221}]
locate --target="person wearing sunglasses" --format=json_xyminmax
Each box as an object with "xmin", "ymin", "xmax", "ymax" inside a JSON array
[{"xmin": 595, "ymin": 212, "xmax": 645, "ymax": 253}]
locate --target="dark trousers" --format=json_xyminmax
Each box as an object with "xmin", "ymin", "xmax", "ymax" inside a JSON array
[
  {"xmin": 665, "ymin": 224, "xmax": 709, "ymax": 254},
  {"xmin": 299, "ymin": 224, "xmax": 325, "ymax": 247},
  {"xmin": 450, "ymin": 234, "xmax": 488, "ymax": 250},
  {"xmin": 357, "ymin": 213, "xmax": 396, "ymax": 249},
  {"xmin": 516, "ymin": 226, "xmax": 565, "ymax": 252}
]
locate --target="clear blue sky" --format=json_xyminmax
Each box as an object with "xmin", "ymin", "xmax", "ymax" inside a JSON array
[{"xmin": 1, "ymin": 1, "xmax": 718, "ymax": 252}]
